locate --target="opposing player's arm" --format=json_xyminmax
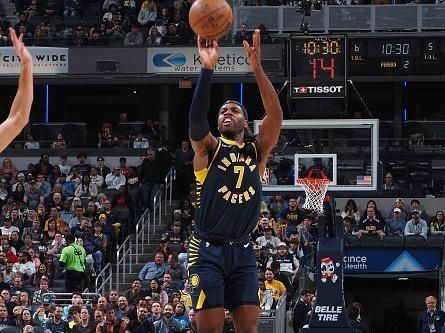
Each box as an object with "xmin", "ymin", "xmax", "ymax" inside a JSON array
[
  {"xmin": 243, "ymin": 30, "xmax": 282, "ymax": 174},
  {"xmin": 189, "ymin": 37, "xmax": 219, "ymax": 171},
  {"xmin": 0, "ymin": 29, "xmax": 33, "ymax": 153}
]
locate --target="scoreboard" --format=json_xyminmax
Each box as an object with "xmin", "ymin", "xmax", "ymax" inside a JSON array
[
  {"xmin": 289, "ymin": 35, "xmax": 347, "ymax": 99},
  {"xmin": 348, "ymin": 34, "xmax": 445, "ymax": 76},
  {"xmin": 289, "ymin": 33, "xmax": 445, "ymax": 99}
]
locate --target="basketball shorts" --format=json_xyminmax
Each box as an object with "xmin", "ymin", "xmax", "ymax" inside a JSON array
[{"xmin": 187, "ymin": 235, "xmax": 259, "ymax": 311}]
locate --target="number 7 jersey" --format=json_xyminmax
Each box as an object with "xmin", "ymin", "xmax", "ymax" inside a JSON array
[{"xmin": 194, "ymin": 137, "xmax": 262, "ymax": 239}]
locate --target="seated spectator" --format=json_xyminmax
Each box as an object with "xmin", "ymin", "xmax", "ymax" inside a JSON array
[
  {"xmin": 146, "ymin": 25, "xmax": 163, "ymax": 45},
  {"xmin": 341, "ymin": 199, "xmax": 361, "ymax": 224},
  {"xmin": 30, "ymin": 262, "xmax": 51, "ymax": 288},
  {"xmin": 386, "ymin": 198, "xmax": 408, "ymax": 221},
  {"xmin": 58, "ymin": 173, "xmax": 75, "ymax": 198},
  {"xmin": 74, "ymin": 175, "xmax": 98, "ymax": 201},
  {"xmin": 89, "ymin": 167, "xmax": 104, "ymax": 191},
  {"xmin": 133, "ymin": 132, "xmax": 149, "ymax": 148},
  {"xmin": 12, "ymin": 251, "xmax": 35, "ymax": 282},
  {"xmin": 67, "ymin": 167, "xmax": 82, "ymax": 189},
  {"xmin": 404, "ymin": 209, "xmax": 428, "ymax": 239},
  {"xmin": 138, "ymin": 0, "xmax": 157, "ymax": 30},
  {"xmin": 165, "ymin": 253, "xmax": 186, "ymax": 283},
  {"xmin": 32, "ymin": 27, "xmax": 51, "ymax": 46},
  {"xmin": 257, "ymin": 23, "xmax": 272, "ymax": 44},
  {"xmin": 358, "ymin": 206, "xmax": 385, "ymax": 240},
  {"xmin": 174, "ymin": 303, "xmax": 189, "ymax": 330},
  {"xmin": 124, "ymin": 279, "xmax": 149, "ymax": 305},
  {"xmin": 0, "ymin": 158, "xmax": 17, "ymax": 182},
  {"xmin": 267, "ymin": 242, "xmax": 299, "ymax": 278},
  {"xmin": 122, "ymin": 0, "xmax": 137, "ymax": 16},
  {"xmin": 0, "ymin": 215, "xmax": 20, "ymax": 238},
  {"xmin": 139, "ymin": 251, "xmax": 165, "ymax": 282},
  {"xmin": 385, "ymin": 208, "xmax": 406, "ymax": 236},
  {"xmin": 147, "ymin": 278, "xmax": 168, "ymax": 306},
  {"xmin": 105, "ymin": 167, "xmax": 126, "ymax": 191},
  {"xmin": 0, "ymin": 304, "xmax": 15, "ymax": 326},
  {"xmin": 430, "ymin": 211, "xmax": 445, "ymax": 236},
  {"xmin": 103, "ymin": 3, "xmax": 121, "ymax": 22},
  {"xmin": 99, "ymin": 123, "xmax": 119, "ymax": 148},
  {"xmin": 166, "ymin": 221, "xmax": 186, "ymax": 246},
  {"xmin": 70, "ymin": 25, "xmax": 88, "ymax": 47},
  {"xmin": 154, "ymin": 303, "xmax": 180, "ymax": 333},
  {"xmin": 126, "ymin": 305, "xmax": 154, "ymax": 333},
  {"xmin": 89, "ymin": 29, "xmax": 108, "ymax": 46},
  {"xmin": 158, "ymin": 7, "xmax": 171, "ymax": 26},
  {"xmin": 36, "ymin": 173, "xmax": 51, "ymax": 197},
  {"xmin": 361, "ymin": 200, "xmax": 385, "ymax": 224},
  {"xmin": 382, "ymin": 171, "xmax": 397, "ymax": 190},
  {"xmin": 23, "ymin": 133, "xmax": 39, "ymax": 149},
  {"xmin": 23, "ymin": 0, "xmax": 40, "ymax": 20},
  {"xmin": 32, "ymin": 276, "xmax": 53, "ymax": 305},
  {"xmin": 234, "ymin": 22, "xmax": 251, "ymax": 45},
  {"xmin": 124, "ymin": 24, "xmax": 144, "ymax": 46},
  {"xmin": 154, "ymin": 18, "xmax": 166, "ymax": 36},
  {"xmin": 36, "ymin": 14, "xmax": 56, "ymax": 37},
  {"xmin": 51, "ymin": 132, "xmax": 66, "ymax": 149},
  {"xmin": 105, "ymin": 14, "xmax": 125, "ymax": 44},
  {"xmin": 44, "ymin": 305, "xmax": 69, "ymax": 332},
  {"xmin": 256, "ymin": 226, "xmax": 280, "ymax": 252},
  {"xmin": 264, "ymin": 268, "xmax": 286, "ymax": 300},
  {"xmin": 410, "ymin": 198, "xmax": 429, "ymax": 222},
  {"xmin": 155, "ymin": 236, "xmax": 174, "ymax": 262},
  {"xmin": 164, "ymin": 23, "xmax": 185, "ymax": 45}
]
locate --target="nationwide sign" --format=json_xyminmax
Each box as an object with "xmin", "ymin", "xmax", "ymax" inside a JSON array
[
  {"xmin": 344, "ymin": 248, "xmax": 441, "ymax": 273},
  {"xmin": 147, "ymin": 47, "xmax": 252, "ymax": 74},
  {"xmin": 0, "ymin": 47, "xmax": 68, "ymax": 75}
]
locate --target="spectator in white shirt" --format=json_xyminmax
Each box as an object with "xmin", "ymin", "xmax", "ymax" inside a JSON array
[
  {"xmin": 105, "ymin": 167, "xmax": 126, "ymax": 190},
  {"xmin": 12, "ymin": 251, "xmax": 35, "ymax": 279},
  {"xmin": 89, "ymin": 167, "xmax": 104, "ymax": 190}
]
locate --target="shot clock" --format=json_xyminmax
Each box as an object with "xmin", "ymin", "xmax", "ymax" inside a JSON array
[{"xmin": 289, "ymin": 35, "xmax": 347, "ymax": 99}]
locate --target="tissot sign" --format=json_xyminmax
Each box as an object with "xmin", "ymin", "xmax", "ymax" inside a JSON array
[{"xmin": 147, "ymin": 47, "xmax": 252, "ymax": 74}]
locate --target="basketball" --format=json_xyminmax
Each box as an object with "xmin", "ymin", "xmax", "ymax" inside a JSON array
[{"xmin": 188, "ymin": 0, "xmax": 233, "ymax": 39}]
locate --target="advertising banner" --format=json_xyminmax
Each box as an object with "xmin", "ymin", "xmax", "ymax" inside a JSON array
[
  {"xmin": 344, "ymin": 248, "xmax": 441, "ymax": 273},
  {"xmin": 147, "ymin": 47, "xmax": 252, "ymax": 74},
  {"xmin": 0, "ymin": 47, "xmax": 68, "ymax": 75}
]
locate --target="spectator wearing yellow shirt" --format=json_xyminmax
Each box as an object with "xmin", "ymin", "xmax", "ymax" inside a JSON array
[{"xmin": 264, "ymin": 269, "xmax": 286, "ymax": 300}]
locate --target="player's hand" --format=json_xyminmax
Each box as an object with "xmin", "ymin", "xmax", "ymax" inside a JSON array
[
  {"xmin": 197, "ymin": 36, "xmax": 219, "ymax": 70},
  {"xmin": 243, "ymin": 29, "xmax": 261, "ymax": 70},
  {"xmin": 9, "ymin": 28, "xmax": 32, "ymax": 66}
]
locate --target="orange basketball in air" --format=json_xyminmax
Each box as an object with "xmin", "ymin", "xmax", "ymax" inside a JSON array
[{"xmin": 188, "ymin": 0, "xmax": 233, "ymax": 39}]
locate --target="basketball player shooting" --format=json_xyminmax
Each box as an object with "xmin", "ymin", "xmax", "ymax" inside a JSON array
[
  {"xmin": 0, "ymin": 28, "xmax": 33, "ymax": 153},
  {"xmin": 187, "ymin": 29, "xmax": 283, "ymax": 333}
]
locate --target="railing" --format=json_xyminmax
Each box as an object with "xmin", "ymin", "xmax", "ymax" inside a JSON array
[
  {"xmin": 114, "ymin": 234, "xmax": 134, "ymax": 290},
  {"xmin": 259, "ymin": 293, "xmax": 287, "ymax": 333},
  {"xmin": 153, "ymin": 189, "xmax": 162, "ymax": 231},
  {"xmin": 95, "ymin": 262, "xmax": 113, "ymax": 295},
  {"xmin": 164, "ymin": 167, "xmax": 176, "ymax": 215},
  {"xmin": 233, "ymin": 4, "xmax": 445, "ymax": 34},
  {"xmin": 42, "ymin": 292, "xmax": 100, "ymax": 307},
  {"xmin": 135, "ymin": 208, "xmax": 151, "ymax": 265}
]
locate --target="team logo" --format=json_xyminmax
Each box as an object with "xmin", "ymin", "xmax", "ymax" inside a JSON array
[
  {"xmin": 188, "ymin": 274, "xmax": 200, "ymax": 292},
  {"xmin": 153, "ymin": 53, "xmax": 186, "ymax": 67},
  {"xmin": 320, "ymin": 257, "xmax": 339, "ymax": 283}
]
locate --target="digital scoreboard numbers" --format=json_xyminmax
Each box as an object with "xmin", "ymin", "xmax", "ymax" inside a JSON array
[
  {"xmin": 349, "ymin": 35, "xmax": 445, "ymax": 76},
  {"xmin": 289, "ymin": 35, "xmax": 347, "ymax": 99}
]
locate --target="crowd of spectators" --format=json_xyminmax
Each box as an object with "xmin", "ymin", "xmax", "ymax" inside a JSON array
[{"xmin": 341, "ymin": 197, "xmax": 445, "ymax": 242}]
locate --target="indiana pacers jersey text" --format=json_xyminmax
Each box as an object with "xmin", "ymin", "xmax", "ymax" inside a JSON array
[{"xmin": 194, "ymin": 137, "xmax": 262, "ymax": 239}]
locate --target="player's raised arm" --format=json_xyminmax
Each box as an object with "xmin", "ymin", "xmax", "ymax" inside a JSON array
[
  {"xmin": 188, "ymin": 37, "xmax": 219, "ymax": 171},
  {"xmin": 243, "ymin": 29, "xmax": 283, "ymax": 171},
  {"xmin": 0, "ymin": 28, "xmax": 33, "ymax": 153}
]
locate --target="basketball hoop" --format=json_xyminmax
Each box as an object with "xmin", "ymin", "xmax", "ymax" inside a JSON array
[{"xmin": 296, "ymin": 178, "xmax": 330, "ymax": 214}]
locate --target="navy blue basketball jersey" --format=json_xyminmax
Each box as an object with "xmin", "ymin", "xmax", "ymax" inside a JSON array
[{"xmin": 194, "ymin": 137, "xmax": 262, "ymax": 239}]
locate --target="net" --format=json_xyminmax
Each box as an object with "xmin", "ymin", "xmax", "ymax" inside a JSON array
[{"xmin": 296, "ymin": 178, "xmax": 330, "ymax": 214}]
